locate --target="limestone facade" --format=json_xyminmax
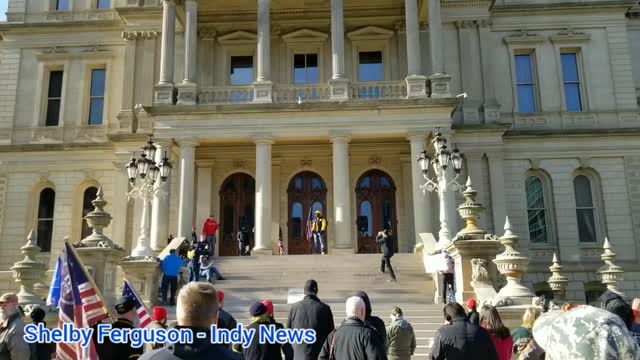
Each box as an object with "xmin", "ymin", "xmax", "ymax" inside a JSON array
[{"xmin": 0, "ymin": 0, "xmax": 639, "ymax": 303}]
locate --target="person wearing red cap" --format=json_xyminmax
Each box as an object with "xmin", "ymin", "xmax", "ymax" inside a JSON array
[
  {"xmin": 149, "ymin": 306, "xmax": 168, "ymax": 350},
  {"xmin": 216, "ymin": 290, "xmax": 237, "ymax": 349},
  {"xmin": 466, "ymin": 299, "xmax": 479, "ymax": 325},
  {"xmin": 263, "ymin": 300, "xmax": 293, "ymax": 360}
]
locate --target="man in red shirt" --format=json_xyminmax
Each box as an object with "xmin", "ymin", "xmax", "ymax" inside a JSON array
[{"xmin": 203, "ymin": 214, "xmax": 218, "ymax": 256}]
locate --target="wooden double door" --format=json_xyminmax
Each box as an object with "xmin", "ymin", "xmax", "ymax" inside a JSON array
[
  {"xmin": 287, "ymin": 171, "xmax": 327, "ymax": 254},
  {"xmin": 219, "ymin": 173, "xmax": 255, "ymax": 256},
  {"xmin": 355, "ymin": 169, "xmax": 398, "ymax": 254}
]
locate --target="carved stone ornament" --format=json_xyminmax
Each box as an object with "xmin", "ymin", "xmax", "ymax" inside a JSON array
[
  {"xmin": 233, "ymin": 160, "xmax": 246, "ymax": 168},
  {"xmin": 471, "ymin": 258, "xmax": 490, "ymax": 282},
  {"xmin": 368, "ymin": 156, "xmax": 382, "ymax": 165},
  {"xmin": 300, "ymin": 159, "xmax": 312, "ymax": 166}
]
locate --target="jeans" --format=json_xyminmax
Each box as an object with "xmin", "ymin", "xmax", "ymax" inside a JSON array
[
  {"xmin": 200, "ymin": 267, "xmax": 223, "ymax": 282},
  {"xmin": 443, "ymin": 273, "xmax": 455, "ymax": 303},
  {"xmin": 189, "ymin": 262, "xmax": 200, "ymax": 282},
  {"xmin": 313, "ymin": 232, "xmax": 326, "ymax": 254},
  {"xmin": 380, "ymin": 256, "xmax": 396, "ymax": 280},
  {"xmin": 161, "ymin": 275, "xmax": 178, "ymax": 305},
  {"xmin": 207, "ymin": 235, "xmax": 216, "ymax": 256}
]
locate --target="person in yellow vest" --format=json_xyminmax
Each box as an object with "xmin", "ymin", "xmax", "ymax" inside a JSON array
[{"xmin": 312, "ymin": 210, "xmax": 328, "ymax": 255}]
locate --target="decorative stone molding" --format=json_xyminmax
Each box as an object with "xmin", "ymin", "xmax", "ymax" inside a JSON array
[
  {"xmin": 454, "ymin": 20, "xmax": 476, "ymax": 29},
  {"xmin": 513, "ymin": 115, "xmax": 548, "ymax": 129},
  {"xmin": 492, "ymin": 5, "xmax": 631, "ymax": 17},
  {"xmin": 598, "ymin": 237, "xmax": 624, "ymax": 296},
  {"xmin": 562, "ymin": 113, "xmax": 597, "ymax": 128},
  {"xmin": 368, "ymin": 156, "xmax": 382, "ymax": 165},
  {"xmin": 10, "ymin": 230, "xmax": 47, "ymax": 308},
  {"xmin": 503, "ymin": 29, "xmax": 545, "ymax": 45},
  {"xmin": 217, "ymin": 30, "xmax": 258, "ymax": 45},
  {"xmin": 528, "ymin": 158, "xmax": 541, "ymax": 170},
  {"xmin": 300, "ymin": 159, "xmax": 312, "ymax": 166},
  {"xmin": 282, "ymin": 29, "xmax": 328, "ymax": 44},
  {"xmin": 347, "ymin": 26, "xmax": 394, "ymax": 40},
  {"xmin": 429, "ymin": 73, "xmax": 451, "ymax": 98},
  {"xmin": 233, "ymin": 160, "xmax": 246, "ymax": 168},
  {"xmin": 199, "ymin": 28, "xmax": 216, "ymax": 40},
  {"xmin": 577, "ymin": 157, "xmax": 591, "ymax": 169},
  {"xmin": 548, "ymin": 253, "xmax": 568, "ymax": 301},
  {"xmin": 122, "ymin": 31, "xmax": 160, "ymax": 40},
  {"xmin": 471, "ymin": 258, "xmax": 490, "ymax": 282},
  {"xmin": 549, "ymin": 28, "xmax": 591, "ymax": 43}
]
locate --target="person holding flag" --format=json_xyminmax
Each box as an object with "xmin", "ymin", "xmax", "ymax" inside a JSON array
[
  {"xmin": 311, "ymin": 210, "xmax": 328, "ymax": 255},
  {"xmin": 45, "ymin": 255, "xmax": 62, "ymax": 310},
  {"xmin": 94, "ymin": 295, "xmax": 144, "ymax": 360}
]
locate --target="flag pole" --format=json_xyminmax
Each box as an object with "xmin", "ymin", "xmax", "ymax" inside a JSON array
[
  {"xmin": 306, "ymin": 205, "xmax": 313, "ymax": 252},
  {"xmin": 123, "ymin": 277, "xmax": 152, "ymax": 317},
  {"xmin": 64, "ymin": 238, "xmax": 116, "ymax": 322}
]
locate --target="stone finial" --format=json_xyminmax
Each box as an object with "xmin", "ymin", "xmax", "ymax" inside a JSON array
[
  {"xmin": 598, "ymin": 237, "xmax": 624, "ymax": 296},
  {"xmin": 493, "ymin": 216, "xmax": 535, "ymax": 305},
  {"xmin": 79, "ymin": 187, "xmax": 120, "ymax": 249},
  {"xmin": 10, "ymin": 230, "xmax": 47, "ymax": 307},
  {"xmin": 455, "ymin": 177, "xmax": 486, "ymax": 238},
  {"xmin": 548, "ymin": 253, "xmax": 569, "ymax": 301}
]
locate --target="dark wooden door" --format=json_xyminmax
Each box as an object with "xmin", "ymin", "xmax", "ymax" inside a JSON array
[
  {"xmin": 355, "ymin": 170, "xmax": 397, "ymax": 254},
  {"xmin": 219, "ymin": 173, "xmax": 255, "ymax": 256},
  {"xmin": 287, "ymin": 171, "xmax": 327, "ymax": 254}
]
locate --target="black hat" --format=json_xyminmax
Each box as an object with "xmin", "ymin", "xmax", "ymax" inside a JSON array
[
  {"xmin": 249, "ymin": 302, "xmax": 267, "ymax": 317},
  {"xmin": 304, "ymin": 279, "xmax": 318, "ymax": 296},
  {"xmin": 30, "ymin": 307, "xmax": 46, "ymax": 323},
  {"xmin": 115, "ymin": 295, "xmax": 136, "ymax": 315}
]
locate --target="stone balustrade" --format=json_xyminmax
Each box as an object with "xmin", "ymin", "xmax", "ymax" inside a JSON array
[
  {"xmin": 198, "ymin": 86, "xmax": 255, "ymax": 105},
  {"xmin": 273, "ymin": 84, "xmax": 331, "ymax": 103},
  {"xmin": 350, "ymin": 81, "xmax": 408, "ymax": 100}
]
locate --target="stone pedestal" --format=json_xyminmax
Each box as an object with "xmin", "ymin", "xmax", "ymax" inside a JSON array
[
  {"xmin": 405, "ymin": 75, "xmax": 428, "ymax": 99},
  {"xmin": 75, "ymin": 247, "xmax": 123, "ymax": 307},
  {"xmin": 253, "ymin": 81, "xmax": 273, "ymax": 104},
  {"xmin": 120, "ymin": 258, "xmax": 161, "ymax": 308},
  {"xmin": 598, "ymin": 237, "xmax": 624, "ymax": 297},
  {"xmin": 446, "ymin": 239, "xmax": 502, "ymax": 303},
  {"xmin": 548, "ymin": 253, "xmax": 568, "ymax": 302},
  {"xmin": 493, "ymin": 217, "xmax": 535, "ymax": 306},
  {"xmin": 429, "ymin": 73, "xmax": 451, "ymax": 98},
  {"xmin": 483, "ymin": 100, "xmax": 501, "ymax": 123},
  {"xmin": 10, "ymin": 230, "xmax": 47, "ymax": 308},
  {"xmin": 177, "ymin": 82, "xmax": 197, "ymax": 105},
  {"xmin": 329, "ymin": 78, "xmax": 350, "ymax": 102},
  {"xmin": 154, "ymin": 83, "xmax": 175, "ymax": 105}
]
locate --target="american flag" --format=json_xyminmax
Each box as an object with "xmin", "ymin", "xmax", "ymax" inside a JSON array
[
  {"xmin": 305, "ymin": 207, "xmax": 314, "ymax": 251},
  {"xmin": 122, "ymin": 279, "xmax": 152, "ymax": 328},
  {"xmin": 57, "ymin": 242, "xmax": 110, "ymax": 360}
]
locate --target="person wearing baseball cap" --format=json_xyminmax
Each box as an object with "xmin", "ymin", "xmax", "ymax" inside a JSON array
[
  {"xmin": 286, "ymin": 280, "xmax": 334, "ymax": 360},
  {"xmin": 216, "ymin": 291, "xmax": 237, "ymax": 349},
  {"xmin": 95, "ymin": 295, "xmax": 143, "ymax": 360},
  {"xmin": 311, "ymin": 210, "xmax": 328, "ymax": 255},
  {"xmin": 234, "ymin": 302, "xmax": 290, "ymax": 360},
  {"xmin": 148, "ymin": 306, "xmax": 168, "ymax": 350},
  {"xmin": 465, "ymin": 298, "xmax": 479, "ymax": 325},
  {"xmin": 0, "ymin": 292, "xmax": 30, "ymax": 360},
  {"xmin": 263, "ymin": 300, "xmax": 293, "ymax": 360}
]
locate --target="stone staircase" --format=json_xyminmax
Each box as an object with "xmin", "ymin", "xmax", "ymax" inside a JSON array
[{"xmin": 166, "ymin": 253, "xmax": 442, "ymax": 357}]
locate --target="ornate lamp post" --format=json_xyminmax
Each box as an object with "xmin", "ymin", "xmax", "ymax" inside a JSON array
[
  {"xmin": 417, "ymin": 130, "xmax": 465, "ymax": 249},
  {"xmin": 124, "ymin": 137, "xmax": 172, "ymax": 258}
]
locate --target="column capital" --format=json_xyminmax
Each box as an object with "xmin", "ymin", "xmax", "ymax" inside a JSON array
[
  {"xmin": 176, "ymin": 138, "xmax": 199, "ymax": 148},
  {"xmin": 162, "ymin": 0, "xmax": 176, "ymax": 4},
  {"xmin": 252, "ymin": 134, "xmax": 274, "ymax": 145},
  {"xmin": 199, "ymin": 28, "xmax": 216, "ymax": 40},
  {"xmin": 330, "ymin": 132, "xmax": 351, "ymax": 143},
  {"xmin": 406, "ymin": 132, "xmax": 428, "ymax": 142}
]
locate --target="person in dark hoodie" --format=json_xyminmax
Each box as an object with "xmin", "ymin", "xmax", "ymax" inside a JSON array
[
  {"xmin": 386, "ymin": 306, "xmax": 416, "ymax": 360},
  {"xmin": 263, "ymin": 299, "xmax": 294, "ymax": 360},
  {"xmin": 466, "ymin": 298, "xmax": 480, "ymax": 325},
  {"xmin": 235, "ymin": 302, "xmax": 290, "ymax": 360},
  {"xmin": 287, "ymin": 279, "xmax": 335, "ymax": 360},
  {"xmin": 29, "ymin": 307, "xmax": 51, "ymax": 360},
  {"xmin": 217, "ymin": 291, "xmax": 238, "ymax": 349},
  {"xmin": 353, "ymin": 290, "xmax": 388, "ymax": 351},
  {"xmin": 139, "ymin": 282, "xmax": 242, "ymax": 360}
]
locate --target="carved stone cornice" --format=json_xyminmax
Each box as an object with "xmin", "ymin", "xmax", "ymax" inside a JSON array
[
  {"xmin": 549, "ymin": 27, "xmax": 590, "ymax": 43},
  {"xmin": 455, "ymin": 20, "xmax": 476, "ymax": 29},
  {"xmin": 503, "ymin": 29, "xmax": 545, "ymax": 45},
  {"xmin": 492, "ymin": 3, "xmax": 631, "ymax": 17},
  {"xmin": 122, "ymin": 30, "xmax": 160, "ymax": 40},
  {"xmin": 198, "ymin": 6, "xmax": 404, "ymax": 23},
  {"xmin": 199, "ymin": 28, "xmax": 216, "ymax": 40}
]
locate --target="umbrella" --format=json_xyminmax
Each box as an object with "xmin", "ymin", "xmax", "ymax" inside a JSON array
[{"xmin": 532, "ymin": 305, "xmax": 640, "ymax": 360}]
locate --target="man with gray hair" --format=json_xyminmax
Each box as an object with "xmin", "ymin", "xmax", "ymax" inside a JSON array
[
  {"xmin": 318, "ymin": 296, "xmax": 386, "ymax": 360},
  {"xmin": 140, "ymin": 282, "xmax": 241, "ymax": 360},
  {"xmin": 0, "ymin": 293, "xmax": 29, "ymax": 360}
]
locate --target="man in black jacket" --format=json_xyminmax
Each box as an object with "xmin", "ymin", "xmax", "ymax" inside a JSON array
[
  {"xmin": 376, "ymin": 228, "xmax": 396, "ymax": 281},
  {"xmin": 430, "ymin": 303, "xmax": 498, "ymax": 360},
  {"xmin": 263, "ymin": 300, "xmax": 294, "ymax": 360},
  {"xmin": 352, "ymin": 290, "xmax": 387, "ymax": 351},
  {"xmin": 94, "ymin": 295, "xmax": 143, "ymax": 360},
  {"xmin": 287, "ymin": 280, "xmax": 335, "ymax": 360},
  {"xmin": 139, "ymin": 282, "xmax": 242, "ymax": 360},
  {"xmin": 235, "ymin": 302, "xmax": 293, "ymax": 360},
  {"xmin": 216, "ymin": 290, "xmax": 237, "ymax": 349},
  {"xmin": 318, "ymin": 296, "xmax": 386, "ymax": 360}
]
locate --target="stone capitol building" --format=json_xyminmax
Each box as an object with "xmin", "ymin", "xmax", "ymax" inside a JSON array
[{"xmin": 0, "ymin": 0, "xmax": 639, "ymax": 305}]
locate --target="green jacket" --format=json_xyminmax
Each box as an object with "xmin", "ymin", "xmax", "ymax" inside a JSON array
[{"xmin": 386, "ymin": 318, "xmax": 416, "ymax": 358}]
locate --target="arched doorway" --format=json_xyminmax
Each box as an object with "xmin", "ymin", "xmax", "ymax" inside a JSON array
[
  {"xmin": 355, "ymin": 169, "xmax": 397, "ymax": 254},
  {"xmin": 219, "ymin": 173, "xmax": 255, "ymax": 256},
  {"xmin": 287, "ymin": 171, "xmax": 327, "ymax": 254}
]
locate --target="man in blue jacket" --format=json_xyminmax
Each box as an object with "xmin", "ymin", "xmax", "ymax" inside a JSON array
[{"xmin": 161, "ymin": 249, "xmax": 186, "ymax": 305}]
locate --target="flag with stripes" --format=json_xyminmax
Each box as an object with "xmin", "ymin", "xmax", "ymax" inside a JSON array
[
  {"xmin": 122, "ymin": 279, "xmax": 152, "ymax": 328},
  {"xmin": 305, "ymin": 207, "xmax": 314, "ymax": 250},
  {"xmin": 57, "ymin": 242, "xmax": 110, "ymax": 360}
]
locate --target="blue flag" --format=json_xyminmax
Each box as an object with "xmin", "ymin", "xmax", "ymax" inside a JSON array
[{"xmin": 46, "ymin": 255, "xmax": 62, "ymax": 308}]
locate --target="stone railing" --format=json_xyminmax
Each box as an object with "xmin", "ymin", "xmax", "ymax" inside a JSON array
[
  {"xmin": 273, "ymin": 84, "xmax": 331, "ymax": 103},
  {"xmin": 350, "ymin": 81, "xmax": 407, "ymax": 100},
  {"xmin": 198, "ymin": 86, "xmax": 255, "ymax": 105}
]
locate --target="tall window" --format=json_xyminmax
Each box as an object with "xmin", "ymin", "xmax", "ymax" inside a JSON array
[
  {"xmin": 88, "ymin": 68, "xmax": 106, "ymax": 125},
  {"xmin": 37, "ymin": 188, "xmax": 56, "ymax": 252},
  {"xmin": 230, "ymin": 56, "xmax": 254, "ymax": 85},
  {"xmin": 574, "ymin": 175, "xmax": 597, "ymax": 243},
  {"xmin": 561, "ymin": 53, "xmax": 583, "ymax": 112},
  {"xmin": 294, "ymin": 54, "xmax": 319, "ymax": 84},
  {"xmin": 515, "ymin": 53, "xmax": 537, "ymax": 112},
  {"xmin": 56, "ymin": 0, "xmax": 70, "ymax": 10},
  {"xmin": 358, "ymin": 51, "xmax": 383, "ymax": 81},
  {"xmin": 525, "ymin": 176, "xmax": 548, "ymax": 243},
  {"xmin": 80, "ymin": 187, "xmax": 98, "ymax": 240},
  {"xmin": 46, "ymin": 70, "xmax": 64, "ymax": 126},
  {"xmin": 97, "ymin": 0, "xmax": 110, "ymax": 8}
]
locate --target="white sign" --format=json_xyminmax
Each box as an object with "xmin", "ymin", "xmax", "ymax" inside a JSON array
[{"xmin": 287, "ymin": 288, "xmax": 305, "ymax": 304}]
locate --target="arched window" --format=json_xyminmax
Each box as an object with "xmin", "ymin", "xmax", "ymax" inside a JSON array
[
  {"xmin": 574, "ymin": 174, "xmax": 598, "ymax": 243},
  {"xmin": 37, "ymin": 188, "xmax": 55, "ymax": 252},
  {"xmin": 359, "ymin": 201, "xmax": 373, "ymax": 237},
  {"xmin": 80, "ymin": 187, "xmax": 98, "ymax": 240},
  {"xmin": 291, "ymin": 202, "xmax": 303, "ymax": 240},
  {"xmin": 525, "ymin": 176, "xmax": 549, "ymax": 243}
]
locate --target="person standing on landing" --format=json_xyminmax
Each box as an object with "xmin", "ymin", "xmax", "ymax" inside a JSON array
[
  {"xmin": 375, "ymin": 227, "xmax": 396, "ymax": 281},
  {"xmin": 203, "ymin": 215, "xmax": 218, "ymax": 257},
  {"xmin": 311, "ymin": 211, "xmax": 328, "ymax": 255}
]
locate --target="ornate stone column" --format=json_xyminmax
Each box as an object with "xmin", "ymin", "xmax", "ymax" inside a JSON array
[
  {"xmin": 329, "ymin": 0, "xmax": 349, "ymax": 101},
  {"xmin": 404, "ymin": 0, "xmax": 427, "ymax": 98},
  {"xmin": 154, "ymin": 0, "xmax": 176, "ymax": 104},
  {"xmin": 254, "ymin": 135, "xmax": 273, "ymax": 254},
  {"xmin": 493, "ymin": 217, "xmax": 535, "ymax": 306},
  {"xmin": 427, "ymin": 0, "xmax": 451, "ymax": 97},
  {"xmin": 598, "ymin": 237, "xmax": 624, "ymax": 296},
  {"xmin": 331, "ymin": 134, "xmax": 352, "ymax": 251},
  {"xmin": 408, "ymin": 134, "xmax": 432, "ymax": 251},
  {"xmin": 177, "ymin": 139, "xmax": 199, "ymax": 239},
  {"xmin": 177, "ymin": 0, "xmax": 198, "ymax": 105},
  {"xmin": 253, "ymin": 0, "xmax": 273, "ymax": 103},
  {"xmin": 10, "ymin": 230, "xmax": 47, "ymax": 308},
  {"xmin": 151, "ymin": 140, "xmax": 172, "ymax": 251},
  {"xmin": 548, "ymin": 253, "xmax": 568, "ymax": 302}
]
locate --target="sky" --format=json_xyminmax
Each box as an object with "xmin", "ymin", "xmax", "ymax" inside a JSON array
[{"xmin": 0, "ymin": 0, "xmax": 7, "ymax": 22}]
